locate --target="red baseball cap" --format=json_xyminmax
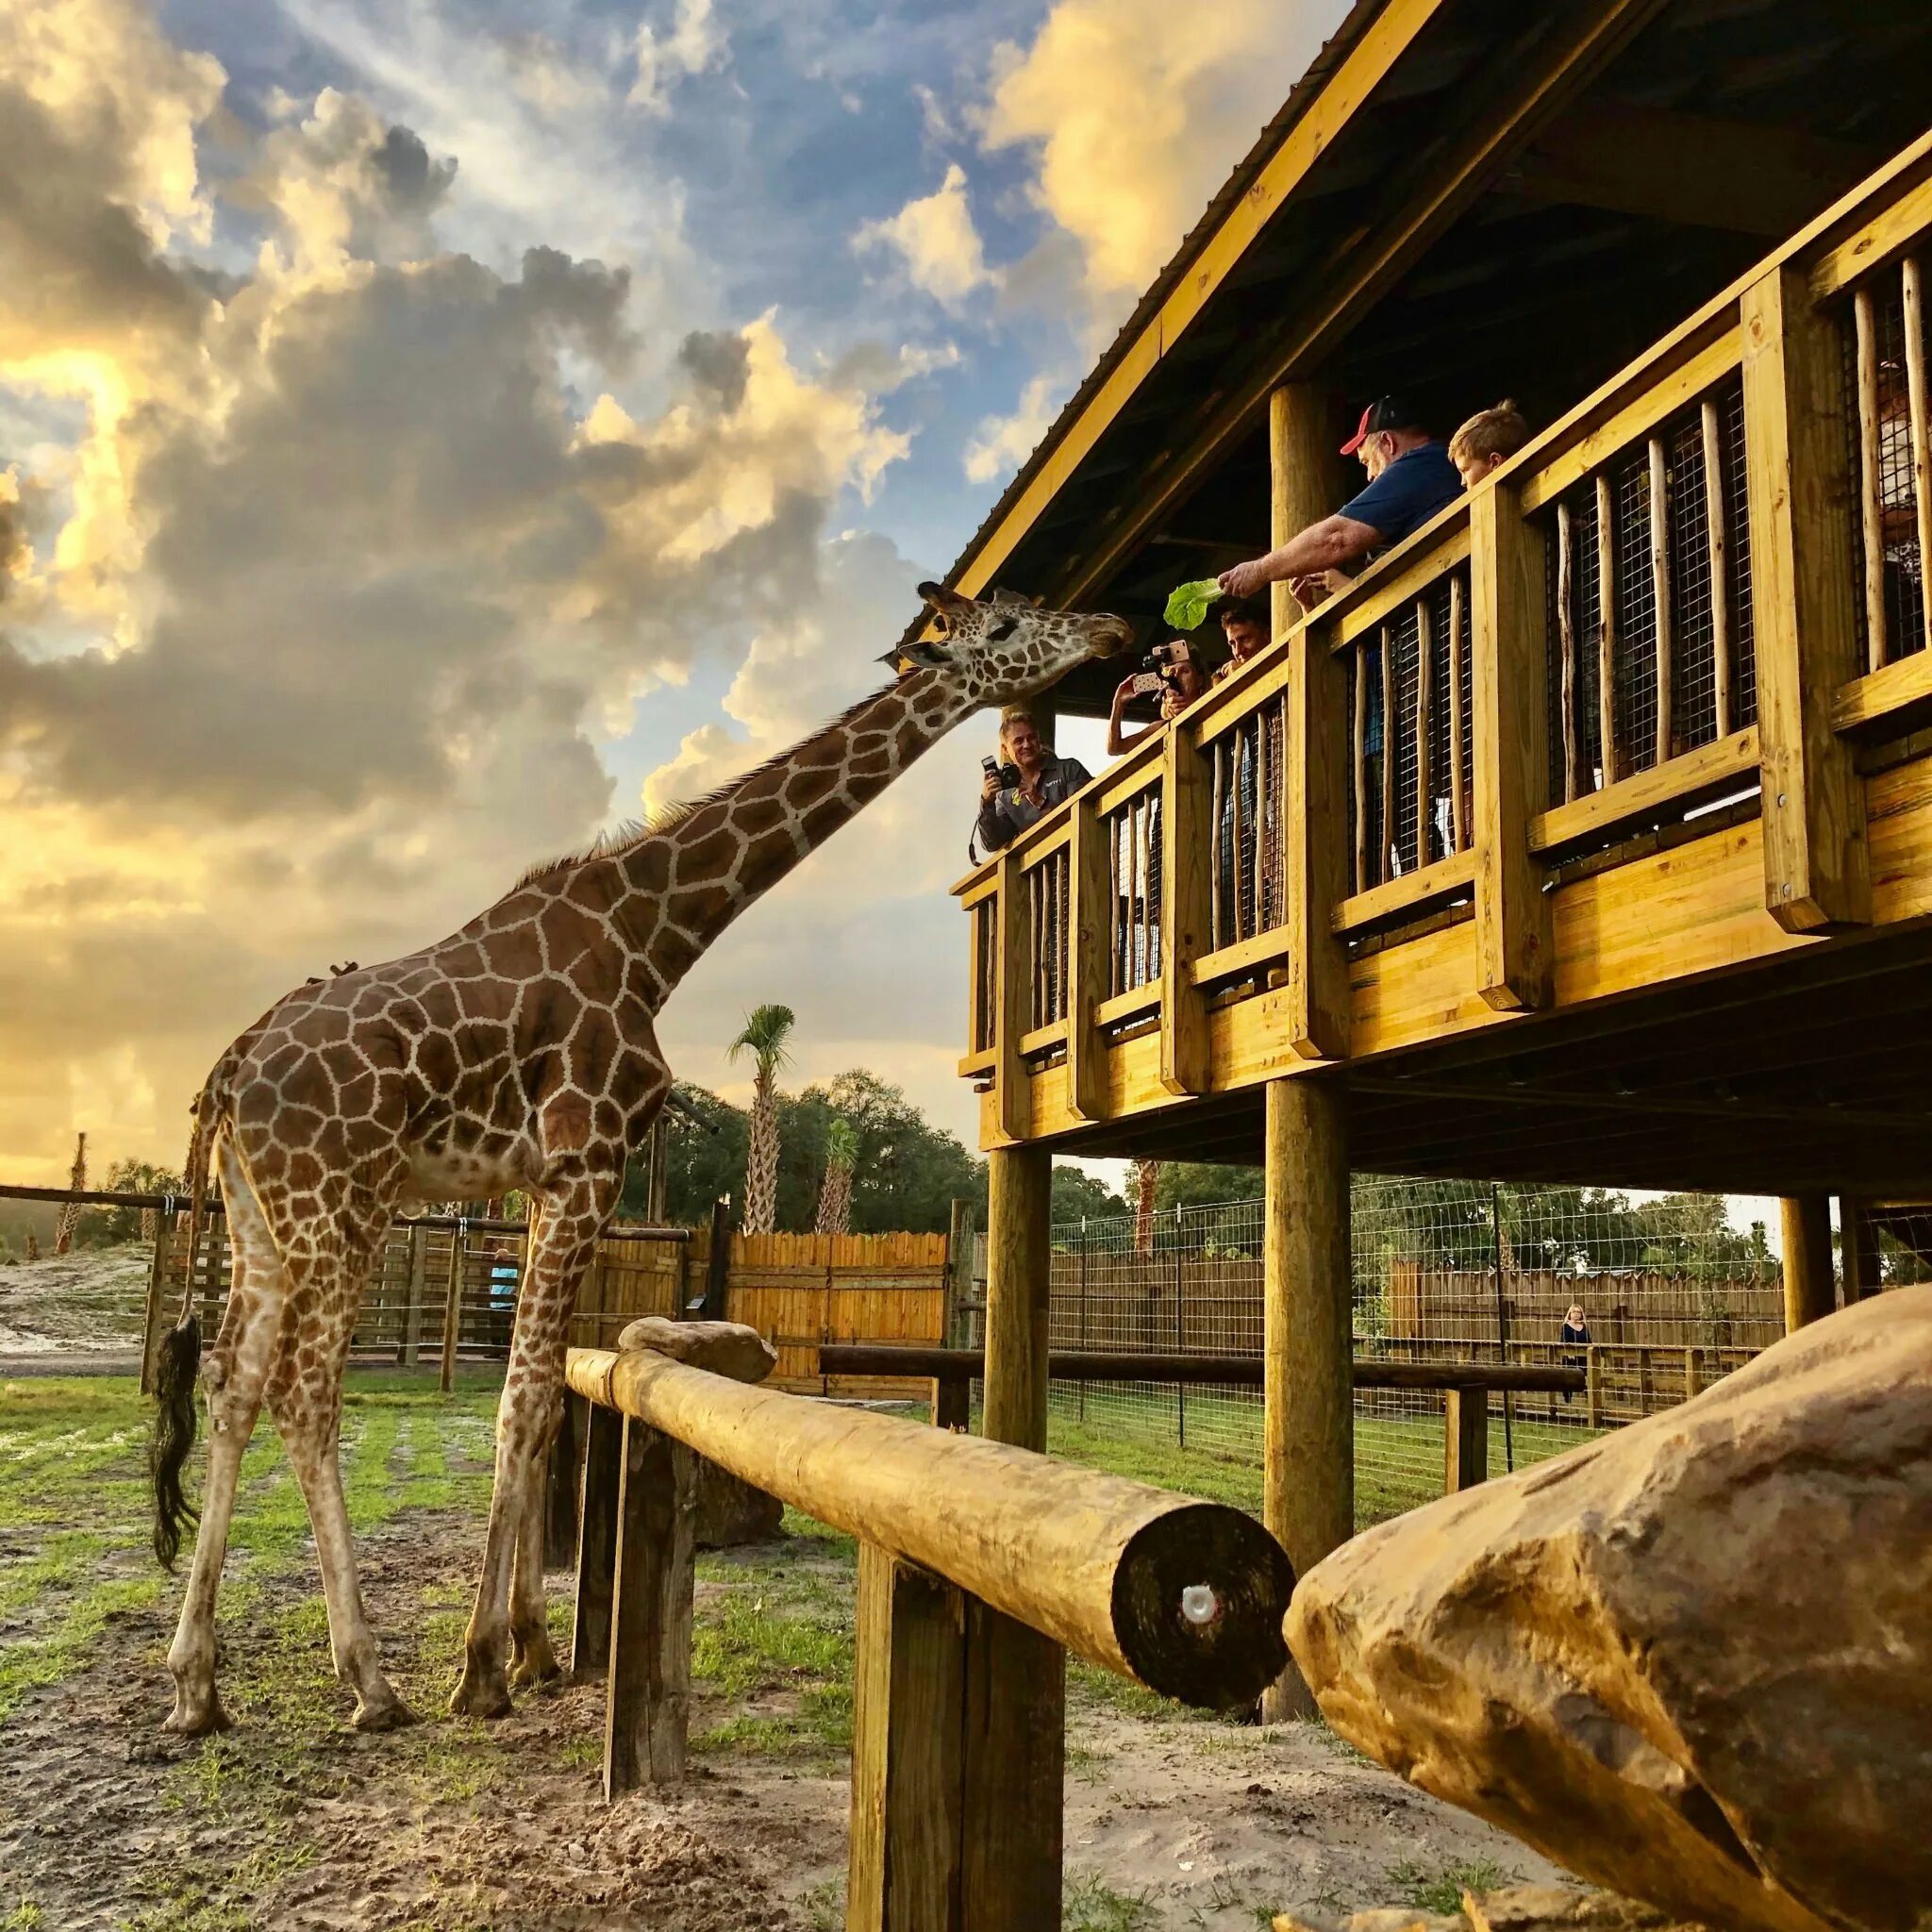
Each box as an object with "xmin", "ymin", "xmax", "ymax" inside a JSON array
[{"xmin": 1340, "ymin": 395, "xmax": 1421, "ymax": 455}]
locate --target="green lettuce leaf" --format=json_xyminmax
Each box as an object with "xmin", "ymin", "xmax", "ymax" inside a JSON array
[{"xmin": 1163, "ymin": 578, "xmax": 1224, "ymax": 631}]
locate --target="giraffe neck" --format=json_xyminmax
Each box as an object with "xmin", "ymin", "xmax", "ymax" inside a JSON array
[{"xmin": 623, "ymin": 668, "xmax": 974, "ymax": 1003}]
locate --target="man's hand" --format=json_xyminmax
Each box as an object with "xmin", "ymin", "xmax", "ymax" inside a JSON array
[
  {"xmin": 1217, "ymin": 556, "xmax": 1274, "ymax": 600},
  {"xmin": 980, "ymin": 771, "xmax": 1001, "ymax": 804},
  {"xmin": 1291, "ymin": 569, "xmax": 1351, "ymax": 606}
]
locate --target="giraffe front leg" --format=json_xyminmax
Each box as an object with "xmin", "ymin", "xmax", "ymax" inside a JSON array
[{"xmin": 452, "ymin": 1185, "xmax": 601, "ymax": 1718}]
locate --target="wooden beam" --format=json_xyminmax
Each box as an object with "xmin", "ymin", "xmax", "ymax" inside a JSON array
[
  {"xmin": 847, "ymin": 1547, "xmax": 967, "ymax": 1932},
  {"xmin": 1780, "ymin": 1194, "xmax": 1838, "ymax": 1331},
  {"xmin": 1261, "ymin": 1074, "xmax": 1349, "ymax": 1724},
  {"xmin": 604, "ymin": 1417, "xmax": 697, "ymax": 1796},
  {"xmin": 1159, "ymin": 729, "xmax": 1213, "ymax": 1095},
  {"xmin": 1528, "ymin": 727, "xmax": 1759, "ymax": 855},
  {"xmin": 1741, "ymin": 264, "xmax": 1871, "ymax": 932},
  {"xmin": 1065, "ymin": 800, "xmax": 1110, "ymax": 1123},
  {"xmin": 1470, "ymin": 481, "xmax": 1553, "ymax": 1009},
  {"xmin": 572, "ymin": 1397, "xmax": 622, "ymax": 1680},
  {"xmin": 1443, "ymin": 1386, "xmax": 1490, "ymax": 1492},
  {"xmin": 1048, "ymin": 0, "xmax": 1674, "ymax": 612},
  {"xmin": 1286, "ymin": 621, "xmax": 1352, "ymax": 1058},
  {"xmin": 1511, "ymin": 101, "xmax": 1883, "ymax": 238}
]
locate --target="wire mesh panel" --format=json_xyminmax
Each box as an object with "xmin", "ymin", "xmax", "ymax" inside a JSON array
[
  {"xmin": 1025, "ymin": 846, "xmax": 1070, "ymax": 1030},
  {"xmin": 1208, "ymin": 697, "xmax": 1287, "ymax": 949},
  {"xmin": 1545, "ymin": 374, "xmax": 1755, "ymax": 804},
  {"xmin": 1106, "ymin": 785, "xmax": 1161, "ymax": 995},
  {"xmin": 1845, "ymin": 257, "xmax": 1932, "ymax": 671},
  {"xmin": 1346, "ymin": 570, "xmax": 1472, "ymax": 891}
]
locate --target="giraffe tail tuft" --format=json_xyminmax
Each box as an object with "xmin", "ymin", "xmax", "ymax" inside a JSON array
[{"xmin": 149, "ymin": 1314, "xmax": 201, "ymax": 1571}]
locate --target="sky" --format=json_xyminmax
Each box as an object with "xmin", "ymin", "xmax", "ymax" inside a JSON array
[{"xmin": 0, "ymin": 0, "xmax": 1356, "ymax": 1186}]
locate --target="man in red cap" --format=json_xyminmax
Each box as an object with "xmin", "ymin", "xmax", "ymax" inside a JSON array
[{"xmin": 1217, "ymin": 395, "xmax": 1460, "ymax": 606}]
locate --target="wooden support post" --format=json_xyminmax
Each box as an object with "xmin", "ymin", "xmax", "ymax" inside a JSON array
[
  {"xmin": 968, "ymin": 1143, "xmax": 1063, "ymax": 1924},
  {"xmin": 1683, "ymin": 1346, "xmax": 1702, "ymax": 1404},
  {"xmin": 1285, "ymin": 618, "xmax": 1351, "ymax": 1059},
  {"xmin": 1158, "ymin": 729, "xmax": 1212, "ymax": 1096},
  {"xmin": 701, "ymin": 1197, "xmax": 731, "ymax": 1319},
  {"xmin": 1443, "ymin": 1385, "xmax": 1489, "ymax": 1493},
  {"xmin": 1586, "ymin": 1345, "xmax": 1602, "ymax": 1428},
  {"xmin": 604, "ymin": 1417, "xmax": 697, "ymax": 1797},
  {"xmin": 1261, "ymin": 1075, "xmax": 1351, "ymax": 1724},
  {"xmin": 1741, "ymin": 264, "xmax": 1869, "ymax": 932},
  {"xmin": 544, "ymin": 1388, "xmax": 581, "ymax": 1570},
  {"xmin": 1839, "ymin": 1193, "xmax": 1882, "ymax": 1306},
  {"xmin": 1470, "ymin": 480, "xmax": 1553, "ymax": 1010},
  {"xmin": 992, "ymin": 850, "xmax": 1031, "ymax": 1141},
  {"xmin": 1781, "ymin": 1193, "xmax": 1837, "ymax": 1333},
  {"xmin": 1269, "ymin": 384, "xmax": 1351, "ymax": 641},
  {"xmin": 847, "ymin": 1545, "xmax": 968, "ymax": 1932},
  {"xmin": 1064, "ymin": 799, "xmax": 1110, "ymax": 1122},
  {"xmin": 573, "ymin": 1397, "xmax": 623, "ymax": 1678},
  {"xmin": 438, "ymin": 1218, "xmax": 467, "ymax": 1394},
  {"xmin": 139, "ymin": 1210, "xmax": 177, "ymax": 1397},
  {"xmin": 944, "ymin": 1196, "xmax": 973, "ymax": 1349},
  {"xmin": 400, "ymin": 1223, "xmax": 428, "ymax": 1367}
]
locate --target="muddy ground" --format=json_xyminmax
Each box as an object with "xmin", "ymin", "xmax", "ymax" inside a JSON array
[{"xmin": 0, "ymin": 1373, "xmax": 1556, "ymax": 1930}]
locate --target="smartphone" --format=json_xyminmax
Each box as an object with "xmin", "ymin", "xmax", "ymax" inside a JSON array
[{"xmin": 1131, "ymin": 671, "xmax": 1164, "ymax": 696}]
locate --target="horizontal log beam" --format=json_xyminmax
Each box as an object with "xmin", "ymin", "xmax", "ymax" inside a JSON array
[
  {"xmin": 564, "ymin": 1345, "xmax": 1291, "ymax": 1708},
  {"xmin": 818, "ymin": 1345, "xmax": 1583, "ymax": 1396}
]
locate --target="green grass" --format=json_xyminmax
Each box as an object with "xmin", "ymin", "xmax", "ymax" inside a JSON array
[
  {"xmin": 1385, "ymin": 1856, "xmax": 1518, "ymax": 1911},
  {"xmin": 1062, "ymin": 1873, "xmax": 1162, "ymax": 1931}
]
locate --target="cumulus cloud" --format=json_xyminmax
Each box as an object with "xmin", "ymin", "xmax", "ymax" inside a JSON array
[
  {"xmin": 630, "ymin": 0, "xmax": 726, "ymax": 113},
  {"xmin": 976, "ymin": 0, "xmax": 1341, "ymax": 329},
  {"xmin": 0, "ymin": 0, "xmax": 949, "ymax": 1180},
  {"xmin": 852, "ymin": 162, "xmax": 995, "ymax": 310},
  {"xmin": 962, "ymin": 372, "xmax": 1062, "ymax": 485}
]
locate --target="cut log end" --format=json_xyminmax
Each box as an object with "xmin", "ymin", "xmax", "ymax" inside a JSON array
[
  {"xmin": 1110, "ymin": 1503, "xmax": 1294, "ymax": 1708},
  {"xmin": 614, "ymin": 1316, "xmax": 777, "ymax": 1385}
]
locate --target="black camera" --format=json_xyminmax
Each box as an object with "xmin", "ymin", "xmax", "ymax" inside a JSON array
[{"xmin": 982, "ymin": 755, "xmax": 1021, "ymax": 789}]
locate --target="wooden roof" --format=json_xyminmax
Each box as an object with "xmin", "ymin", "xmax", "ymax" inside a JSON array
[{"xmin": 913, "ymin": 0, "xmax": 1932, "ymax": 717}]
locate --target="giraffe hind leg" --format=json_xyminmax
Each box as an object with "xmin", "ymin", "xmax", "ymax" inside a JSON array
[
  {"xmin": 508, "ymin": 1448, "xmax": 560, "ymax": 1690},
  {"xmin": 162, "ymin": 1135, "xmax": 284, "ymax": 1734},
  {"xmin": 268, "ymin": 1221, "xmax": 416, "ymax": 1732}
]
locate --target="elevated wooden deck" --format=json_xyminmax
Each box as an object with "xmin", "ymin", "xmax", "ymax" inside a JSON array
[{"xmin": 955, "ymin": 136, "xmax": 1932, "ymax": 1196}]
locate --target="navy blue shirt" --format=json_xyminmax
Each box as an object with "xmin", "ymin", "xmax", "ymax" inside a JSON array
[{"xmin": 1339, "ymin": 441, "xmax": 1461, "ymax": 547}]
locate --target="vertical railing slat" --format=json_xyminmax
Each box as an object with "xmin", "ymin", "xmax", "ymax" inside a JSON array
[
  {"xmin": 1352, "ymin": 651, "xmax": 1369, "ymax": 893},
  {"xmin": 1702, "ymin": 398, "xmax": 1733, "ymax": 737},
  {"xmin": 1596, "ymin": 472, "xmax": 1619, "ymax": 786},
  {"xmin": 1855, "ymin": 283, "xmax": 1889, "ymax": 672},
  {"xmin": 1378, "ymin": 625, "xmax": 1394, "ymax": 883},
  {"xmin": 1905, "ymin": 257, "xmax": 1932, "ymax": 659},
  {"xmin": 1450, "ymin": 572, "xmax": 1469, "ymax": 850},
  {"xmin": 1557, "ymin": 501, "xmax": 1579, "ymax": 802},
  {"xmin": 1209, "ymin": 744, "xmax": 1225, "ymax": 949},
  {"xmin": 1650, "ymin": 435, "xmax": 1673, "ymax": 766},
  {"xmin": 1414, "ymin": 595, "xmax": 1435, "ymax": 868},
  {"xmin": 1232, "ymin": 727, "xmax": 1249, "ymax": 939}
]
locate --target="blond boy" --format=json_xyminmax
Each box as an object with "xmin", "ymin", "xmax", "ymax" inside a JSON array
[{"xmin": 1448, "ymin": 399, "xmax": 1530, "ymax": 489}]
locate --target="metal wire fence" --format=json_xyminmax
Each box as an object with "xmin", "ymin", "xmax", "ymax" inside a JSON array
[{"xmin": 973, "ymin": 1176, "xmax": 1787, "ymax": 1529}]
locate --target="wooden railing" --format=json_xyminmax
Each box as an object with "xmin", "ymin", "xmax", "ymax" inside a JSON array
[
  {"xmin": 558, "ymin": 1333, "xmax": 1292, "ymax": 1922},
  {"xmin": 955, "ymin": 130, "xmax": 1932, "ymax": 1139}
]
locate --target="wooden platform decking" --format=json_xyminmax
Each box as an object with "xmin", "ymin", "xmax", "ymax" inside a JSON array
[{"xmin": 954, "ymin": 135, "xmax": 1932, "ymax": 1196}]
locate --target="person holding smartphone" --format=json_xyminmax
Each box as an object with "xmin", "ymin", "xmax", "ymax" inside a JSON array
[{"xmin": 1107, "ymin": 640, "xmax": 1206, "ymax": 756}]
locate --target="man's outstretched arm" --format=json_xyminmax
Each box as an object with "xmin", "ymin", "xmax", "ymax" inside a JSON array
[{"xmin": 1219, "ymin": 513, "xmax": 1379, "ymax": 600}]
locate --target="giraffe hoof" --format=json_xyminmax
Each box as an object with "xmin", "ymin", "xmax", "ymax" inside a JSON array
[
  {"xmin": 163, "ymin": 1689, "xmax": 234, "ymax": 1737},
  {"xmin": 447, "ymin": 1667, "xmax": 514, "ymax": 1721},
  {"xmin": 509, "ymin": 1632, "xmax": 560, "ymax": 1690},
  {"xmin": 351, "ymin": 1686, "xmax": 419, "ymax": 1732}
]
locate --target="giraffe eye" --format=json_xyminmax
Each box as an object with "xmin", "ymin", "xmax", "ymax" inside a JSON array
[{"xmin": 987, "ymin": 618, "xmax": 1018, "ymax": 641}]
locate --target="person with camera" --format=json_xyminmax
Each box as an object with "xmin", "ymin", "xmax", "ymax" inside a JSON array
[
  {"xmin": 972, "ymin": 708, "xmax": 1093, "ymax": 858},
  {"xmin": 1106, "ymin": 638, "xmax": 1206, "ymax": 756}
]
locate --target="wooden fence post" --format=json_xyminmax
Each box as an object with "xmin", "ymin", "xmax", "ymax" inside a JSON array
[
  {"xmin": 1683, "ymin": 1346, "xmax": 1702, "ymax": 1404},
  {"xmin": 544, "ymin": 1389, "xmax": 582, "ymax": 1569},
  {"xmin": 439, "ymin": 1218, "xmax": 467, "ymax": 1393},
  {"xmin": 605, "ymin": 1416, "xmax": 698, "ymax": 1796},
  {"xmin": 1781, "ymin": 1193, "xmax": 1837, "ymax": 1331},
  {"xmin": 945, "ymin": 1196, "xmax": 973, "ymax": 1349},
  {"xmin": 1443, "ymin": 1385, "xmax": 1489, "ymax": 1492},
  {"xmin": 1586, "ymin": 1345, "xmax": 1602, "ymax": 1429},
  {"xmin": 573, "ymin": 1399, "xmax": 623, "ymax": 1680},
  {"xmin": 701, "ymin": 1198, "xmax": 731, "ymax": 1320},
  {"xmin": 400, "ymin": 1224, "xmax": 428, "ymax": 1366},
  {"xmin": 847, "ymin": 1544, "xmax": 968, "ymax": 1932},
  {"xmin": 139, "ymin": 1210, "xmax": 177, "ymax": 1396}
]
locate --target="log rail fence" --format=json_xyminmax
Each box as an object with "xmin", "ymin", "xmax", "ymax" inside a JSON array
[{"xmin": 560, "ymin": 1332, "xmax": 1294, "ymax": 1930}]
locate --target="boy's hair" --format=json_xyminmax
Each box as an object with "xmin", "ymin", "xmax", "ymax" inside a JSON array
[
  {"xmin": 1219, "ymin": 594, "xmax": 1268, "ymax": 629},
  {"xmin": 1449, "ymin": 399, "xmax": 1530, "ymax": 470}
]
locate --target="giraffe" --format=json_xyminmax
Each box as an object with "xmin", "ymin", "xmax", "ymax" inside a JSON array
[{"xmin": 148, "ymin": 584, "xmax": 1130, "ymax": 1736}]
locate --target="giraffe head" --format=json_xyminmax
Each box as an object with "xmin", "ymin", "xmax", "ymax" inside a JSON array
[{"xmin": 885, "ymin": 585, "xmax": 1133, "ymax": 707}]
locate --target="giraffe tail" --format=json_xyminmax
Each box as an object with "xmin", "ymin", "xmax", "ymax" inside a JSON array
[{"xmin": 149, "ymin": 1069, "xmax": 225, "ymax": 1570}]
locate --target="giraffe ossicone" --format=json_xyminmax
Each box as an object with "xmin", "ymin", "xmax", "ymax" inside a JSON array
[{"xmin": 147, "ymin": 585, "xmax": 1131, "ymax": 1735}]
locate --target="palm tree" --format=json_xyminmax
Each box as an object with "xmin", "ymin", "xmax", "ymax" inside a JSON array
[
  {"xmin": 726, "ymin": 1004, "xmax": 795, "ymax": 1235},
  {"xmin": 816, "ymin": 1119, "xmax": 858, "ymax": 1236},
  {"xmin": 1132, "ymin": 1158, "xmax": 1160, "ymax": 1256}
]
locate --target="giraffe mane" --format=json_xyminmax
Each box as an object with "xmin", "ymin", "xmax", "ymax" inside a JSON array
[{"xmin": 503, "ymin": 679, "xmax": 913, "ymax": 897}]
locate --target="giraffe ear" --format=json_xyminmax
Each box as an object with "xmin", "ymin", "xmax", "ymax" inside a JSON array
[{"xmin": 919, "ymin": 580, "xmax": 971, "ymax": 615}]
